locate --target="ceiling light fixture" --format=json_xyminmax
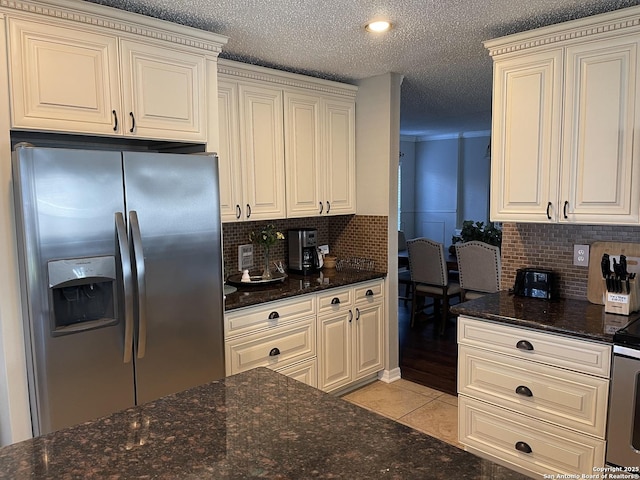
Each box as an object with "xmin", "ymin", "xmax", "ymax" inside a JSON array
[{"xmin": 365, "ymin": 20, "xmax": 392, "ymax": 33}]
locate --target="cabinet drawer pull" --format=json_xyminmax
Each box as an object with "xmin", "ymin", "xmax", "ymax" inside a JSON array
[
  {"xmin": 331, "ymin": 297, "xmax": 340, "ymax": 305},
  {"xmin": 515, "ymin": 441, "xmax": 532, "ymax": 454},
  {"xmin": 112, "ymin": 110, "xmax": 118, "ymax": 132},
  {"xmin": 326, "ymin": 201, "xmax": 330, "ymax": 214},
  {"xmin": 319, "ymin": 202, "xmax": 324, "ymax": 214},
  {"xmin": 516, "ymin": 340, "xmax": 534, "ymax": 351},
  {"xmin": 235, "ymin": 204, "xmax": 241, "ymax": 219},
  {"xmin": 515, "ymin": 385, "xmax": 533, "ymax": 397},
  {"xmin": 563, "ymin": 200, "xmax": 569, "ymax": 219},
  {"xmin": 546, "ymin": 201, "xmax": 552, "ymax": 220},
  {"xmin": 269, "ymin": 347, "xmax": 280, "ymax": 357},
  {"xmin": 246, "ymin": 204, "xmax": 251, "ymax": 218},
  {"xmin": 365, "ymin": 289, "xmax": 374, "ymax": 296},
  {"xmin": 268, "ymin": 311, "xmax": 279, "ymax": 320},
  {"xmin": 129, "ymin": 112, "xmax": 135, "ymax": 133},
  {"xmin": 355, "ymin": 307, "xmax": 360, "ymax": 320},
  {"xmin": 348, "ymin": 310, "xmax": 353, "ymax": 323}
]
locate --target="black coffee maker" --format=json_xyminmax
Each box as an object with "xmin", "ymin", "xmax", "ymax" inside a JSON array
[{"xmin": 288, "ymin": 228, "xmax": 320, "ymax": 275}]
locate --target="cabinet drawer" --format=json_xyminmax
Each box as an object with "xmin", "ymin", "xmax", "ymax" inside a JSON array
[
  {"xmin": 459, "ymin": 345, "xmax": 609, "ymax": 438},
  {"xmin": 458, "ymin": 316, "xmax": 611, "ymax": 377},
  {"xmin": 225, "ymin": 317, "xmax": 315, "ymax": 375},
  {"xmin": 274, "ymin": 358, "xmax": 317, "ymax": 388},
  {"xmin": 317, "ymin": 287, "xmax": 353, "ymax": 314},
  {"xmin": 354, "ymin": 280, "xmax": 383, "ymax": 304},
  {"xmin": 225, "ymin": 295, "xmax": 316, "ymax": 338},
  {"xmin": 459, "ymin": 396, "xmax": 605, "ymax": 477}
]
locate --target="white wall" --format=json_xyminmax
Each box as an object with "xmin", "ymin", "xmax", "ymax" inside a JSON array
[
  {"xmin": 356, "ymin": 73, "xmax": 403, "ymax": 381},
  {"xmin": 399, "ymin": 139, "xmax": 416, "ymax": 239},
  {"xmin": 0, "ymin": 18, "xmax": 31, "ymax": 446},
  {"xmin": 458, "ymin": 135, "xmax": 491, "ymax": 225}
]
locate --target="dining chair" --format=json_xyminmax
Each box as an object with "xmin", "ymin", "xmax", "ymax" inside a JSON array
[
  {"xmin": 454, "ymin": 240, "xmax": 501, "ymax": 301},
  {"xmin": 407, "ymin": 237, "xmax": 461, "ymax": 332},
  {"xmin": 398, "ymin": 231, "xmax": 412, "ymax": 305}
]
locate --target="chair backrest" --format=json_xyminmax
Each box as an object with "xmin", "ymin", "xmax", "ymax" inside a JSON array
[
  {"xmin": 407, "ymin": 237, "xmax": 448, "ymax": 287},
  {"xmin": 455, "ymin": 240, "xmax": 501, "ymax": 293},
  {"xmin": 398, "ymin": 231, "xmax": 407, "ymax": 251}
]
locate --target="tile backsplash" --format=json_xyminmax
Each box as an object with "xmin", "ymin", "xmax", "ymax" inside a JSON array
[
  {"xmin": 501, "ymin": 222, "xmax": 640, "ymax": 299},
  {"xmin": 222, "ymin": 215, "xmax": 388, "ymax": 277}
]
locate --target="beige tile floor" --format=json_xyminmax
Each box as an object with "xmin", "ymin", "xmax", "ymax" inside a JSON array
[{"xmin": 342, "ymin": 379, "xmax": 462, "ymax": 448}]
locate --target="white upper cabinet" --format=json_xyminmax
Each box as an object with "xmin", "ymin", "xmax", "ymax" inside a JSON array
[
  {"xmin": 285, "ymin": 91, "xmax": 356, "ymax": 218},
  {"xmin": 487, "ymin": 7, "xmax": 640, "ymax": 225},
  {"xmin": 6, "ymin": 5, "xmax": 225, "ymax": 142},
  {"xmin": 218, "ymin": 59, "xmax": 357, "ymax": 222},
  {"xmin": 218, "ymin": 76, "xmax": 286, "ymax": 222}
]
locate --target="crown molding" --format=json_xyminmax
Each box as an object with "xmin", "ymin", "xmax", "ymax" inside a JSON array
[
  {"xmin": 485, "ymin": 5, "xmax": 640, "ymax": 57},
  {"xmin": 0, "ymin": 0, "xmax": 228, "ymax": 53},
  {"xmin": 218, "ymin": 58, "xmax": 358, "ymax": 98}
]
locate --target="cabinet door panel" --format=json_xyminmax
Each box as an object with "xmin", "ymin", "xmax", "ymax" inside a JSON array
[
  {"xmin": 317, "ymin": 313, "xmax": 352, "ymax": 392},
  {"xmin": 324, "ymin": 98, "xmax": 356, "ymax": 215},
  {"xmin": 561, "ymin": 38, "xmax": 640, "ymax": 223},
  {"xmin": 239, "ymin": 84, "xmax": 286, "ymax": 220},
  {"xmin": 490, "ymin": 50, "xmax": 563, "ymax": 222},
  {"xmin": 218, "ymin": 81, "xmax": 243, "ymax": 222},
  {"xmin": 285, "ymin": 91, "xmax": 322, "ymax": 217},
  {"xmin": 353, "ymin": 302, "xmax": 383, "ymax": 379},
  {"xmin": 120, "ymin": 40, "xmax": 206, "ymax": 141},
  {"xmin": 8, "ymin": 18, "xmax": 120, "ymax": 134}
]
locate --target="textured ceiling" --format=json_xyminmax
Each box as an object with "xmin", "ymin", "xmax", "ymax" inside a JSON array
[{"xmin": 86, "ymin": 0, "xmax": 640, "ymax": 138}]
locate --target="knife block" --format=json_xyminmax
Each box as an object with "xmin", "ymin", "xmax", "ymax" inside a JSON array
[{"xmin": 604, "ymin": 277, "xmax": 639, "ymax": 315}]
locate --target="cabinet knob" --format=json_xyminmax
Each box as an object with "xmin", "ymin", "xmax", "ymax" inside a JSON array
[
  {"xmin": 515, "ymin": 385, "xmax": 533, "ymax": 397},
  {"xmin": 268, "ymin": 311, "xmax": 279, "ymax": 320},
  {"xmin": 129, "ymin": 112, "xmax": 136, "ymax": 133},
  {"xmin": 331, "ymin": 297, "xmax": 340, "ymax": 305},
  {"xmin": 516, "ymin": 340, "xmax": 534, "ymax": 351},
  {"xmin": 269, "ymin": 347, "xmax": 280, "ymax": 357},
  {"xmin": 515, "ymin": 441, "xmax": 532, "ymax": 454}
]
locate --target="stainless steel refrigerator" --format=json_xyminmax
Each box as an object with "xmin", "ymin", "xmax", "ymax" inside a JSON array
[{"xmin": 12, "ymin": 144, "xmax": 225, "ymax": 436}]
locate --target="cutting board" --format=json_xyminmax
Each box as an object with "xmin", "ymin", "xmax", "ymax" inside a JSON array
[{"xmin": 587, "ymin": 241, "xmax": 640, "ymax": 304}]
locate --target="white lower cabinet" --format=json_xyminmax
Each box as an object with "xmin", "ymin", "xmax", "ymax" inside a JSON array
[
  {"xmin": 317, "ymin": 280, "xmax": 384, "ymax": 393},
  {"xmin": 457, "ymin": 316, "xmax": 610, "ymax": 478},
  {"xmin": 224, "ymin": 279, "xmax": 384, "ymax": 391}
]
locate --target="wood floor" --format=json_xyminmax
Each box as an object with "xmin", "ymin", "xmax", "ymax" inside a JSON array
[{"xmin": 398, "ymin": 298, "xmax": 458, "ymax": 396}]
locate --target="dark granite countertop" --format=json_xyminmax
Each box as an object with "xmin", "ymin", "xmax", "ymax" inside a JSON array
[
  {"xmin": 451, "ymin": 290, "xmax": 640, "ymax": 343},
  {"xmin": 224, "ymin": 269, "xmax": 386, "ymax": 311},
  {"xmin": 0, "ymin": 368, "xmax": 527, "ymax": 479}
]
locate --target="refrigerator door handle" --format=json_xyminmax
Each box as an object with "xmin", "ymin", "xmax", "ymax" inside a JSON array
[
  {"xmin": 115, "ymin": 212, "xmax": 134, "ymax": 364},
  {"xmin": 129, "ymin": 210, "xmax": 147, "ymax": 359}
]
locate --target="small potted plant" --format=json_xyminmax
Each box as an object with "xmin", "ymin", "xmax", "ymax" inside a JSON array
[
  {"xmin": 249, "ymin": 223, "xmax": 285, "ymax": 279},
  {"xmin": 450, "ymin": 220, "xmax": 502, "ymax": 255}
]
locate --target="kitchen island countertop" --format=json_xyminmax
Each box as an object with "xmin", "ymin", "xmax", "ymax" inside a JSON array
[
  {"xmin": 451, "ymin": 290, "xmax": 639, "ymax": 343},
  {"xmin": 0, "ymin": 367, "xmax": 527, "ymax": 479}
]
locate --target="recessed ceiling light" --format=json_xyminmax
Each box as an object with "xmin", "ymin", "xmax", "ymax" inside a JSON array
[{"xmin": 365, "ymin": 20, "xmax": 392, "ymax": 33}]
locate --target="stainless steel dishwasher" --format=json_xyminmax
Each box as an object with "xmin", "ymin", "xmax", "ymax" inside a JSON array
[{"xmin": 607, "ymin": 316, "xmax": 640, "ymax": 472}]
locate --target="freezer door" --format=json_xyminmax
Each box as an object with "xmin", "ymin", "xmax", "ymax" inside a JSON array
[
  {"xmin": 12, "ymin": 146, "xmax": 135, "ymax": 435},
  {"xmin": 122, "ymin": 151, "xmax": 225, "ymax": 404}
]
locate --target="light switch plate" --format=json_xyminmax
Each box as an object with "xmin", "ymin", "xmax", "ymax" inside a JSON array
[
  {"xmin": 574, "ymin": 244, "xmax": 589, "ymax": 267},
  {"xmin": 238, "ymin": 244, "xmax": 254, "ymax": 271}
]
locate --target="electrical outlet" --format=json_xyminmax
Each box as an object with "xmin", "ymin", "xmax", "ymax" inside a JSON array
[
  {"xmin": 573, "ymin": 244, "xmax": 589, "ymax": 267},
  {"xmin": 238, "ymin": 244, "xmax": 254, "ymax": 271}
]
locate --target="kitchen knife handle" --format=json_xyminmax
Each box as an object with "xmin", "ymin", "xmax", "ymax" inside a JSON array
[
  {"xmin": 112, "ymin": 110, "xmax": 118, "ymax": 132},
  {"xmin": 129, "ymin": 112, "xmax": 135, "ymax": 133},
  {"xmin": 130, "ymin": 211, "xmax": 147, "ymax": 359},
  {"xmin": 546, "ymin": 202, "xmax": 552, "ymax": 220},
  {"xmin": 115, "ymin": 212, "xmax": 134, "ymax": 364},
  {"xmin": 563, "ymin": 200, "xmax": 569, "ymax": 219}
]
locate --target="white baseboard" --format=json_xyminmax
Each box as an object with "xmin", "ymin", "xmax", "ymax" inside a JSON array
[{"xmin": 377, "ymin": 367, "xmax": 401, "ymax": 383}]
